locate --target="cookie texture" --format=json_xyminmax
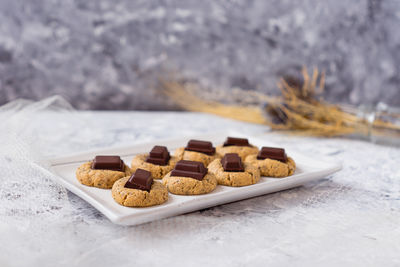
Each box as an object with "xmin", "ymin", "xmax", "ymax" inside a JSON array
[
  {"xmin": 131, "ymin": 154, "xmax": 179, "ymax": 179},
  {"xmin": 208, "ymin": 158, "xmax": 260, "ymax": 187},
  {"xmin": 174, "ymin": 147, "xmax": 218, "ymax": 166},
  {"xmin": 112, "ymin": 176, "xmax": 168, "ymax": 207},
  {"xmin": 245, "ymin": 154, "xmax": 296, "ymax": 177},
  {"xmin": 216, "ymin": 145, "xmax": 259, "ymax": 161},
  {"xmin": 162, "ymin": 172, "xmax": 217, "ymax": 195},
  {"xmin": 76, "ymin": 161, "xmax": 131, "ymax": 189}
]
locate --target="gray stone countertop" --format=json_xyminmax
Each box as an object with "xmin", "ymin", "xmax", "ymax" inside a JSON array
[{"xmin": 1, "ymin": 111, "xmax": 399, "ymax": 267}]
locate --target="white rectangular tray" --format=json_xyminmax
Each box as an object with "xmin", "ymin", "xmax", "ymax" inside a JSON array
[{"xmin": 49, "ymin": 132, "xmax": 342, "ymax": 226}]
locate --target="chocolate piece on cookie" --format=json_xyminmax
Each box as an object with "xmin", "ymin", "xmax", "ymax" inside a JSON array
[
  {"xmin": 91, "ymin": 155, "xmax": 125, "ymax": 172},
  {"xmin": 131, "ymin": 146, "xmax": 178, "ymax": 179},
  {"xmin": 208, "ymin": 158, "xmax": 260, "ymax": 187},
  {"xmin": 185, "ymin": 139, "xmax": 215, "ymax": 155},
  {"xmin": 171, "ymin": 160, "xmax": 208, "ymax": 181},
  {"xmin": 257, "ymin": 147, "xmax": 288, "ymax": 163},
  {"xmin": 77, "ymin": 159, "xmax": 131, "ymax": 189},
  {"xmin": 146, "ymin": 146, "xmax": 171, "ymax": 166},
  {"xmin": 125, "ymin": 169, "xmax": 153, "ymax": 191},
  {"xmin": 245, "ymin": 153, "xmax": 296, "ymax": 178},
  {"xmin": 163, "ymin": 160, "xmax": 217, "ymax": 195},
  {"xmin": 223, "ymin": 137, "xmax": 250, "ymax": 147},
  {"xmin": 221, "ymin": 153, "xmax": 244, "ymax": 172},
  {"xmin": 112, "ymin": 176, "xmax": 168, "ymax": 207}
]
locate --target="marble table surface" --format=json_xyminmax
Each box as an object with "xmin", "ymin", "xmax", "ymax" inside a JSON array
[{"xmin": 1, "ymin": 111, "xmax": 400, "ymax": 267}]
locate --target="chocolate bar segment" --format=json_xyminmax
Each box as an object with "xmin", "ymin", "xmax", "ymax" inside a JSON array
[
  {"xmin": 184, "ymin": 139, "xmax": 215, "ymax": 155},
  {"xmin": 146, "ymin": 145, "xmax": 171, "ymax": 165},
  {"xmin": 91, "ymin": 155, "xmax": 124, "ymax": 172},
  {"xmin": 223, "ymin": 137, "xmax": 250, "ymax": 147},
  {"xmin": 170, "ymin": 160, "xmax": 208, "ymax": 180},
  {"xmin": 257, "ymin": 147, "xmax": 288, "ymax": 162},
  {"xmin": 221, "ymin": 153, "xmax": 244, "ymax": 172},
  {"xmin": 125, "ymin": 168, "xmax": 153, "ymax": 191}
]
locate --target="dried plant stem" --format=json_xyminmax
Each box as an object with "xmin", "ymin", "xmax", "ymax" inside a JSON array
[
  {"xmin": 161, "ymin": 67, "xmax": 400, "ymax": 137},
  {"xmin": 162, "ymin": 81, "xmax": 268, "ymax": 124}
]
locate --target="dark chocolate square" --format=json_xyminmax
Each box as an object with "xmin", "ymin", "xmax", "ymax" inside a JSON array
[
  {"xmin": 184, "ymin": 139, "xmax": 215, "ymax": 155},
  {"xmin": 170, "ymin": 160, "xmax": 208, "ymax": 180},
  {"xmin": 257, "ymin": 147, "xmax": 288, "ymax": 162},
  {"xmin": 125, "ymin": 168, "xmax": 153, "ymax": 191},
  {"xmin": 91, "ymin": 155, "xmax": 124, "ymax": 172},
  {"xmin": 221, "ymin": 153, "xmax": 244, "ymax": 172},
  {"xmin": 146, "ymin": 145, "xmax": 170, "ymax": 166},
  {"xmin": 223, "ymin": 137, "xmax": 250, "ymax": 147}
]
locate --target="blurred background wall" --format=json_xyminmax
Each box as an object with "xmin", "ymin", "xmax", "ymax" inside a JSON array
[{"xmin": 0, "ymin": 0, "xmax": 399, "ymax": 110}]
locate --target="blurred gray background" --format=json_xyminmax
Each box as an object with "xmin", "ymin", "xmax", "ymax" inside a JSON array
[{"xmin": 0, "ymin": 0, "xmax": 399, "ymax": 110}]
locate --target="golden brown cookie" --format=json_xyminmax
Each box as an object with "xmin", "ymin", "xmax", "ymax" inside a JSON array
[
  {"xmin": 174, "ymin": 147, "xmax": 218, "ymax": 167},
  {"xmin": 216, "ymin": 145, "xmax": 259, "ymax": 162},
  {"xmin": 112, "ymin": 176, "xmax": 168, "ymax": 207},
  {"xmin": 131, "ymin": 154, "xmax": 178, "ymax": 179},
  {"xmin": 76, "ymin": 162, "xmax": 131, "ymax": 189},
  {"xmin": 245, "ymin": 154, "xmax": 296, "ymax": 177},
  {"xmin": 208, "ymin": 158, "xmax": 260, "ymax": 187},
  {"xmin": 162, "ymin": 172, "xmax": 217, "ymax": 195}
]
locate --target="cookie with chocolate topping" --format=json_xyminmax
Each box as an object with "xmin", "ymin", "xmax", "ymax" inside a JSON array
[
  {"xmin": 131, "ymin": 146, "xmax": 178, "ymax": 179},
  {"xmin": 162, "ymin": 160, "xmax": 217, "ymax": 195},
  {"xmin": 112, "ymin": 169, "xmax": 168, "ymax": 207},
  {"xmin": 245, "ymin": 147, "xmax": 296, "ymax": 177},
  {"xmin": 76, "ymin": 155, "xmax": 131, "ymax": 189},
  {"xmin": 208, "ymin": 153, "xmax": 260, "ymax": 187}
]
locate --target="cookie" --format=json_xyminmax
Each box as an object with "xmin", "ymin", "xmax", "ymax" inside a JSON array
[
  {"xmin": 245, "ymin": 155, "xmax": 296, "ymax": 177},
  {"xmin": 208, "ymin": 158, "xmax": 260, "ymax": 187},
  {"xmin": 162, "ymin": 171, "xmax": 217, "ymax": 195},
  {"xmin": 216, "ymin": 145, "xmax": 259, "ymax": 162},
  {"xmin": 174, "ymin": 147, "xmax": 218, "ymax": 167},
  {"xmin": 131, "ymin": 154, "xmax": 179, "ymax": 179},
  {"xmin": 112, "ymin": 176, "xmax": 168, "ymax": 207},
  {"xmin": 76, "ymin": 161, "xmax": 131, "ymax": 189}
]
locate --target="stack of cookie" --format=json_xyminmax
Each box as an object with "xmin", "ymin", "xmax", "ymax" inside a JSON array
[{"xmin": 75, "ymin": 136, "xmax": 296, "ymax": 208}]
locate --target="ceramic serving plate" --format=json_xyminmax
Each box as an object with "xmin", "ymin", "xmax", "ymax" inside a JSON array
[{"xmin": 49, "ymin": 132, "xmax": 342, "ymax": 226}]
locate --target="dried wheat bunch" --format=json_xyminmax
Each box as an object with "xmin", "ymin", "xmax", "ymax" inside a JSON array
[{"xmin": 161, "ymin": 67, "xmax": 399, "ymax": 137}]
